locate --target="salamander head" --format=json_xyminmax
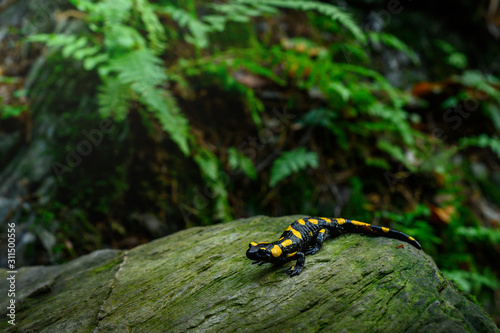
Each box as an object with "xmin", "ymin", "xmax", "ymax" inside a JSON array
[{"xmin": 246, "ymin": 242, "xmax": 283, "ymax": 263}]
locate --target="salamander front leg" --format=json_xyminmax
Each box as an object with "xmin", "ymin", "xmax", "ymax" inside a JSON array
[
  {"xmin": 304, "ymin": 228, "xmax": 329, "ymax": 256},
  {"xmin": 285, "ymin": 252, "xmax": 305, "ymax": 277}
]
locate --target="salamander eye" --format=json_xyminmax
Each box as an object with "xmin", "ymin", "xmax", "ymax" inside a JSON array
[{"xmin": 258, "ymin": 247, "xmax": 267, "ymax": 254}]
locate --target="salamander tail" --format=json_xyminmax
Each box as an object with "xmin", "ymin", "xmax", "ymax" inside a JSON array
[{"xmin": 336, "ymin": 219, "xmax": 422, "ymax": 250}]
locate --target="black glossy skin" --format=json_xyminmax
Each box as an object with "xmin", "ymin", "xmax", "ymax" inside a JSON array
[{"xmin": 246, "ymin": 217, "xmax": 422, "ymax": 277}]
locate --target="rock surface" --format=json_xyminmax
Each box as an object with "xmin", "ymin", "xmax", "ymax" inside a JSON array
[{"xmin": 1, "ymin": 216, "xmax": 499, "ymax": 332}]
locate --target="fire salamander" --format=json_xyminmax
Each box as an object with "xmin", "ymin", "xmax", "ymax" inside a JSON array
[{"xmin": 246, "ymin": 217, "xmax": 421, "ymax": 277}]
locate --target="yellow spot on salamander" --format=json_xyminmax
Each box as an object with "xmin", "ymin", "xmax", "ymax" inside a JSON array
[
  {"xmin": 290, "ymin": 227, "xmax": 303, "ymax": 239},
  {"xmin": 381, "ymin": 227, "xmax": 389, "ymax": 233},
  {"xmin": 279, "ymin": 237, "xmax": 284, "ymax": 241},
  {"xmin": 409, "ymin": 237, "xmax": 415, "ymax": 241},
  {"xmin": 271, "ymin": 245, "xmax": 282, "ymax": 257},
  {"xmin": 321, "ymin": 217, "xmax": 331, "ymax": 223},
  {"xmin": 352, "ymin": 220, "xmax": 369, "ymax": 226},
  {"xmin": 287, "ymin": 252, "xmax": 297, "ymax": 257},
  {"xmin": 298, "ymin": 219, "xmax": 306, "ymax": 225},
  {"xmin": 281, "ymin": 239, "xmax": 293, "ymax": 247},
  {"xmin": 309, "ymin": 218, "xmax": 319, "ymax": 224},
  {"xmin": 337, "ymin": 218, "xmax": 346, "ymax": 225},
  {"xmin": 250, "ymin": 242, "xmax": 258, "ymax": 246},
  {"xmin": 309, "ymin": 231, "xmax": 313, "ymax": 236},
  {"xmin": 319, "ymin": 229, "xmax": 325, "ymax": 233}
]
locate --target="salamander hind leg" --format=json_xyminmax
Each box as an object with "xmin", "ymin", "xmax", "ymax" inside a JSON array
[
  {"xmin": 304, "ymin": 228, "xmax": 329, "ymax": 255},
  {"xmin": 285, "ymin": 252, "xmax": 306, "ymax": 277}
]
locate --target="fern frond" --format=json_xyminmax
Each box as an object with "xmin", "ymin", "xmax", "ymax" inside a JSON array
[
  {"xmin": 443, "ymin": 269, "xmax": 499, "ymax": 294},
  {"xmin": 106, "ymin": 49, "xmax": 167, "ymax": 86},
  {"xmin": 25, "ymin": 32, "xmax": 73, "ymax": 45},
  {"xmin": 458, "ymin": 70, "xmax": 500, "ymax": 106},
  {"xmin": 25, "ymin": 34, "xmax": 100, "ymax": 61},
  {"xmin": 207, "ymin": 2, "xmax": 277, "ymax": 27},
  {"xmin": 331, "ymin": 43, "xmax": 369, "ymax": 64},
  {"xmin": 377, "ymin": 139, "xmax": 417, "ymax": 172},
  {"xmin": 103, "ymin": 24, "xmax": 148, "ymax": 51},
  {"xmin": 456, "ymin": 226, "xmax": 500, "ymax": 244},
  {"xmin": 236, "ymin": 0, "xmax": 366, "ymax": 43},
  {"xmin": 194, "ymin": 148, "xmax": 232, "ymax": 221},
  {"xmin": 87, "ymin": 0, "xmax": 133, "ymax": 24},
  {"xmin": 368, "ymin": 32, "xmax": 420, "ymax": 65},
  {"xmin": 156, "ymin": 5, "xmax": 211, "ymax": 49},
  {"xmin": 269, "ymin": 147, "xmax": 319, "ymax": 187},
  {"xmin": 135, "ymin": 0, "xmax": 167, "ymax": 52},
  {"xmin": 97, "ymin": 77, "xmax": 130, "ymax": 120},
  {"xmin": 328, "ymin": 82, "xmax": 350, "ymax": 101},
  {"xmin": 194, "ymin": 148, "xmax": 220, "ymax": 183},
  {"xmin": 483, "ymin": 104, "xmax": 500, "ymax": 132},
  {"xmin": 139, "ymin": 87, "xmax": 191, "ymax": 155},
  {"xmin": 104, "ymin": 49, "xmax": 190, "ymax": 154},
  {"xmin": 29, "ymin": 2, "xmax": 192, "ymax": 158},
  {"xmin": 459, "ymin": 134, "xmax": 500, "ymax": 159},
  {"xmin": 335, "ymin": 63, "xmax": 401, "ymax": 106},
  {"xmin": 83, "ymin": 54, "xmax": 109, "ymax": 71},
  {"xmin": 367, "ymin": 102, "xmax": 414, "ymax": 146},
  {"xmin": 1, "ymin": 105, "xmax": 27, "ymax": 119},
  {"xmin": 233, "ymin": 57, "xmax": 286, "ymax": 86},
  {"xmin": 70, "ymin": 0, "xmax": 95, "ymax": 13},
  {"xmin": 228, "ymin": 147, "xmax": 257, "ymax": 180}
]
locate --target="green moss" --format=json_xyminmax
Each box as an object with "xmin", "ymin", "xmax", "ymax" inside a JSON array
[{"xmin": 92, "ymin": 257, "xmax": 123, "ymax": 274}]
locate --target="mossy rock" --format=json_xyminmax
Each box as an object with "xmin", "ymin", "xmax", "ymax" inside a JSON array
[{"xmin": 1, "ymin": 216, "xmax": 498, "ymax": 332}]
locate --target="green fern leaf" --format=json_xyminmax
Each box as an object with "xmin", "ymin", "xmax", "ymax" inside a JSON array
[
  {"xmin": 377, "ymin": 139, "xmax": 418, "ymax": 172},
  {"xmin": 139, "ymin": 87, "xmax": 190, "ymax": 155},
  {"xmin": 336, "ymin": 63, "xmax": 400, "ymax": 106},
  {"xmin": 456, "ymin": 226, "xmax": 500, "ymax": 244},
  {"xmin": 459, "ymin": 134, "xmax": 500, "ymax": 159},
  {"xmin": 236, "ymin": 0, "xmax": 366, "ymax": 43},
  {"xmin": 368, "ymin": 32, "xmax": 419, "ymax": 65},
  {"xmin": 194, "ymin": 148, "xmax": 220, "ymax": 182},
  {"xmin": 26, "ymin": 33, "xmax": 103, "ymax": 64},
  {"xmin": 228, "ymin": 147, "xmax": 257, "ymax": 180},
  {"xmin": 61, "ymin": 36, "xmax": 88, "ymax": 57},
  {"xmin": 331, "ymin": 43, "xmax": 369, "ymax": 63},
  {"xmin": 97, "ymin": 77, "xmax": 130, "ymax": 121},
  {"xmin": 103, "ymin": 24, "xmax": 148, "ymax": 51},
  {"xmin": 157, "ymin": 5, "xmax": 211, "ymax": 49},
  {"xmin": 25, "ymin": 33, "xmax": 74, "ymax": 46},
  {"xmin": 88, "ymin": 0, "xmax": 133, "ymax": 24},
  {"xmin": 105, "ymin": 49, "xmax": 190, "ymax": 154},
  {"xmin": 83, "ymin": 53, "xmax": 109, "ymax": 71},
  {"xmin": 136, "ymin": 0, "xmax": 167, "ymax": 52},
  {"xmin": 105, "ymin": 49, "xmax": 167, "ymax": 86},
  {"xmin": 194, "ymin": 148, "xmax": 232, "ymax": 221},
  {"xmin": 368, "ymin": 102, "xmax": 414, "ymax": 146},
  {"xmin": 459, "ymin": 70, "xmax": 500, "ymax": 106},
  {"xmin": 269, "ymin": 147, "xmax": 319, "ymax": 187}
]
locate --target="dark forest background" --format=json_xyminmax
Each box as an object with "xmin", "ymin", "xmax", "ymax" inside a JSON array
[{"xmin": 1, "ymin": 0, "xmax": 499, "ymax": 325}]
